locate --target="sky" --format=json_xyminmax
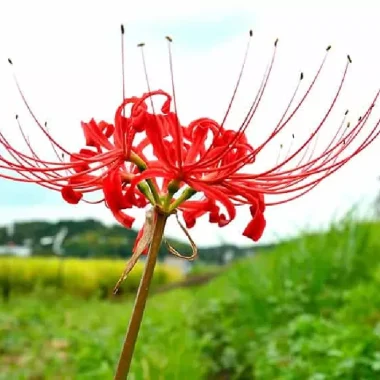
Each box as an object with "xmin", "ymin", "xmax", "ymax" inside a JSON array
[{"xmin": 0, "ymin": 0, "xmax": 379, "ymax": 247}]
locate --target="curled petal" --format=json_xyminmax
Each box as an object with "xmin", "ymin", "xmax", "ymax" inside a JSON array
[
  {"xmin": 99, "ymin": 121, "xmax": 114, "ymax": 138},
  {"xmin": 81, "ymin": 119, "xmax": 114, "ymax": 150},
  {"xmin": 181, "ymin": 199, "xmax": 213, "ymax": 228},
  {"xmin": 103, "ymin": 171, "xmax": 131, "ymax": 210},
  {"xmin": 124, "ymin": 185, "xmax": 148, "ymax": 208},
  {"xmin": 187, "ymin": 180, "xmax": 236, "ymax": 227},
  {"xmin": 183, "ymin": 213, "xmax": 196, "ymax": 228},
  {"xmin": 161, "ymin": 97, "xmax": 171, "ymax": 114},
  {"xmin": 61, "ymin": 186, "xmax": 83, "ymax": 204},
  {"xmin": 69, "ymin": 149, "xmax": 97, "ymax": 173},
  {"xmin": 209, "ymin": 204, "xmax": 228, "ymax": 227},
  {"xmin": 243, "ymin": 201, "xmax": 266, "ymax": 241},
  {"xmin": 112, "ymin": 209, "xmax": 135, "ymax": 229}
]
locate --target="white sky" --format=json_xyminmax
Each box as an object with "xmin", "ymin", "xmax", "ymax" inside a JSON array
[{"xmin": 0, "ymin": 0, "xmax": 379, "ymax": 247}]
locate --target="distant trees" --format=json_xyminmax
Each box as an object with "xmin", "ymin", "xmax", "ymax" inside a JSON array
[
  {"xmin": 0, "ymin": 219, "xmax": 137, "ymax": 257},
  {"xmin": 0, "ymin": 218, "xmax": 269, "ymax": 263},
  {"xmin": 0, "ymin": 219, "xmax": 195, "ymax": 259}
]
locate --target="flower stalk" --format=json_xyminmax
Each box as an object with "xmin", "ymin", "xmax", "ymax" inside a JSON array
[{"xmin": 114, "ymin": 209, "xmax": 168, "ymax": 380}]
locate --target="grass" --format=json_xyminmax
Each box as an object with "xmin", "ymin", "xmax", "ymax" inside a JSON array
[{"xmin": 1, "ymin": 217, "xmax": 380, "ymax": 379}]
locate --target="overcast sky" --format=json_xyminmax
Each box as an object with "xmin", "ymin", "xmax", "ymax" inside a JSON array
[{"xmin": 0, "ymin": 0, "xmax": 379, "ymax": 247}]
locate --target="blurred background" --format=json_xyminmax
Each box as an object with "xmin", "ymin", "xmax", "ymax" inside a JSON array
[{"xmin": 1, "ymin": 0, "xmax": 380, "ymax": 378}]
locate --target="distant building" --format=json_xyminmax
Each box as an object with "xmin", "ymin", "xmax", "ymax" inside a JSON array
[
  {"xmin": 0, "ymin": 222, "xmax": 31, "ymax": 257},
  {"xmin": 163, "ymin": 256, "xmax": 193, "ymax": 274},
  {"xmin": 0, "ymin": 243, "xmax": 32, "ymax": 257}
]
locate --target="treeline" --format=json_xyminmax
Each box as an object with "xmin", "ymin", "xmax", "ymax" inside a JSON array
[
  {"xmin": 0, "ymin": 219, "xmax": 273, "ymax": 263},
  {"xmin": 0, "ymin": 219, "xmax": 186, "ymax": 259}
]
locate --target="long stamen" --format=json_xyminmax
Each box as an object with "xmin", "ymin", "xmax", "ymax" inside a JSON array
[
  {"xmin": 235, "ymin": 98, "xmax": 379, "ymax": 194},
  {"xmin": 43, "ymin": 121, "xmax": 71, "ymax": 170},
  {"xmin": 221, "ymin": 29, "xmax": 253, "ymax": 127},
  {"xmin": 14, "ymin": 116, "xmax": 74, "ymax": 183},
  {"xmin": 294, "ymin": 109, "xmax": 350, "ymax": 172},
  {"xmin": 189, "ymin": 47, "xmax": 344, "ymax": 184},
  {"xmin": 121, "ymin": 24, "xmax": 126, "ymax": 153},
  {"xmin": 165, "ymin": 36, "xmax": 183, "ymax": 169},
  {"xmin": 256, "ymin": 55, "xmax": 352, "ymax": 178},
  {"xmin": 231, "ymin": 97, "xmax": 378, "ymax": 192},
  {"xmin": 183, "ymin": 30, "xmax": 254, "ymax": 171},
  {"xmin": 208, "ymin": 45, "xmax": 336, "ymax": 178},
  {"xmin": 253, "ymin": 45, "xmax": 332, "ymax": 159},
  {"xmin": 8, "ymin": 59, "xmax": 74, "ymax": 157},
  {"xmin": 121, "ymin": 25, "xmax": 126, "ymax": 103},
  {"xmin": 137, "ymin": 43, "xmax": 155, "ymax": 114},
  {"xmin": 191, "ymin": 37, "xmax": 278, "ymax": 172}
]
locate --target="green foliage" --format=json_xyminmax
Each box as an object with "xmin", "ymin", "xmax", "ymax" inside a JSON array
[
  {"xmin": 190, "ymin": 218, "xmax": 380, "ymax": 379},
  {"xmin": 1, "ymin": 217, "xmax": 380, "ymax": 379}
]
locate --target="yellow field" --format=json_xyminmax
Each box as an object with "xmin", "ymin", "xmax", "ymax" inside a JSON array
[{"xmin": 0, "ymin": 256, "xmax": 183, "ymax": 298}]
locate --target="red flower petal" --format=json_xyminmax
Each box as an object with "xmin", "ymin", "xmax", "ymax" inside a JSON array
[
  {"xmin": 242, "ymin": 202, "xmax": 266, "ymax": 241},
  {"xmin": 187, "ymin": 180, "xmax": 236, "ymax": 227},
  {"xmin": 61, "ymin": 186, "xmax": 83, "ymax": 204},
  {"xmin": 161, "ymin": 97, "xmax": 171, "ymax": 114},
  {"xmin": 81, "ymin": 119, "xmax": 114, "ymax": 150},
  {"xmin": 103, "ymin": 171, "xmax": 131, "ymax": 210},
  {"xmin": 112, "ymin": 209, "xmax": 135, "ymax": 229},
  {"xmin": 183, "ymin": 213, "xmax": 196, "ymax": 228}
]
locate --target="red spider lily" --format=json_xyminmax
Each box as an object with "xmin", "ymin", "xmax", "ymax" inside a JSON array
[
  {"xmin": 1, "ymin": 31, "xmax": 380, "ymax": 248},
  {"xmin": 126, "ymin": 38, "xmax": 380, "ymax": 242},
  {"xmin": 0, "ymin": 80, "xmax": 157, "ymax": 229}
]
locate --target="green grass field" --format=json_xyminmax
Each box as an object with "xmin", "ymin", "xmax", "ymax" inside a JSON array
[{"xmin": 1, "ymin": 217, "xmax": 380, "ymax": 379}]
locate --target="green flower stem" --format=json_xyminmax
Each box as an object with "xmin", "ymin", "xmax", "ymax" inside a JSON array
[
  {"xmin": 137, "ymin": 182, "xmax": 155, "ymax": 205},
  {"xmin": 129, "ymin": 152, "xmax": 147, "ymax": 171},
  {"xmin": 129, "ymin": 152, "xmax": 161, "ymax": 205},
  {"xmin": 163, "ymin": 179, "xmax": 181, "ymax": 211},
  {"xmin": 168, "ymin": 187, "xmax": 197, "ymax": 212},
  {"xmin": 114, "ymin": 210, "xmax": 168, "ymax": 380},
  {"xmin": 146, "ymin": 179, "xmax": 161, "ymax": 205}
]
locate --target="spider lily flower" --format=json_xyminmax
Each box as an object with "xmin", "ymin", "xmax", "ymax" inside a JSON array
[
  {"xmin": 128, "ymin": 39, "xmax": 380, "ymax": 242},
  {"xmin": 1, "ymin": 32, "xmax": 379, "ymax": 246},
  {"xmin": 0, "ymin": 82, "xmax": 157, "ymax": 229}
]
